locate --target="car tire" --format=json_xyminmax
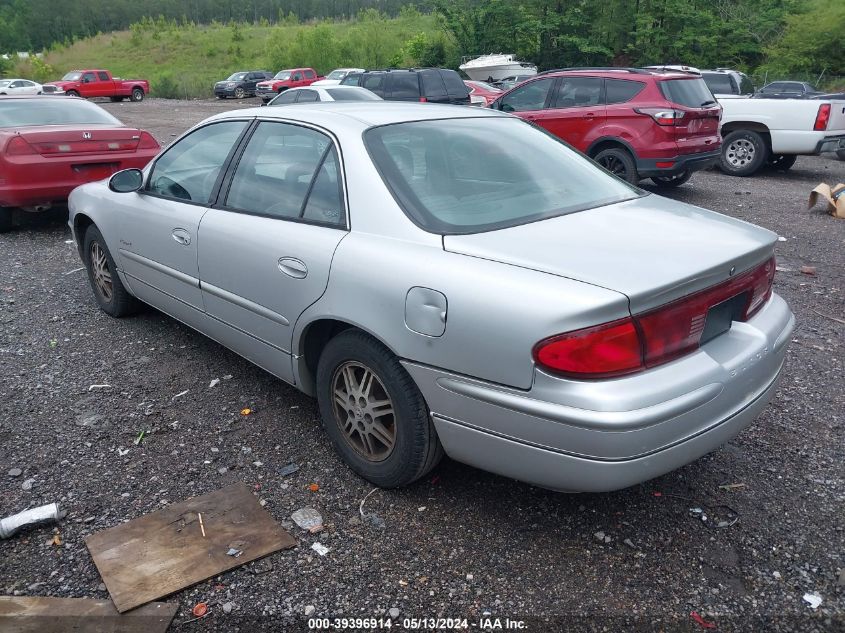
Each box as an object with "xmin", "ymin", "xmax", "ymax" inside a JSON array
[
  {"xmin": 766, "ymin": 154, "xmax": 797, "ymax": 171},
  {"xmin": 720, "ymin": 130, "xmax": 769, "ymax": 176},
  {"xmin": 651, "ymin": 170, "xmax": 692, "ymax": 188},
  {"xmin": 130, "ymin": 88, "xmax": 144, "ymax": 102},
  {"xmin": 835, "ymin": 149, "xmax": 845, "ymax": 161},
  {"xmin": 66, "ymin": 90, "xmax": 80, "ymax": 98},
  {"xmin": 315, "ymin": 329, "xmax": 443, "ymax": 488},
  {"xmin": 83, "ymin": 225, "xmax": 140, "ymax": 317},
  {"xmin": 593, "ymin": 147, "xmax": 639, "ymax": 184},
  {"xmin": 234, "ymin": 87, "xmax": 245, "ymax": 99}
]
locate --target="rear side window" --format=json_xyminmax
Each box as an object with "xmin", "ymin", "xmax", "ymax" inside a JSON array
[
  {"xmin": 739, "ymin": 74, "xmax": 754, "ymax": 94},
  {"xmin": 605, "ymin": 79, "xmax": 645, "ymax": 104},
  {"xmin": 97, "ymin": 71, "xmax": 109, "ymax": 81},
  {"xmin": 659, "ymin": 78, "xmax": 715, "ymax": 107},
  {"xmin": 296, "ymin": 89, "xmax": 319, "ymax": 102},
  {"xmin": 441, "ymin": 70, "xmax": 470, "ymax": 97},
  {"xmin": 701, "ymin": 73, "xmax": 735, "ymax": 95},
  {"xmin": 421, "ymin": 70, "xmax": 447, "ymax": 99},
  {"xmin": 552, "ymin": 77, "xmax": 603, "ymax": 108},
  {"xmin": 362, "ymin": 74, "xmax": 385, "ymax": 96},
  {"xmin": 388, "ymin": 73, "xmax": 420, "ymax": 100},
  {"xmin": 340, "ymin": 73, "xmax": 361, "ymax": 86},
  {"xmin": 326, "ymin": 88, "xmax": 381, "ymax": 101},
  {"xmin": 270, "ymin": 91, "xmax": 298, "ymax": 105},
  {"xmin": 305, "ymin": 70, "xmax": 315, "ymax": 79}
]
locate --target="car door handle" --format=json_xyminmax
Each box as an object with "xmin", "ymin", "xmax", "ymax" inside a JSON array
[
  {"xmin": 171, "ymin": 228, "xmax": 191, "ymax": 246},
  {"xmin": 278, "ymin": 257, "xmax": 308, "ymax": 279},
  {"xmin": 582, "ymin": 112, "xmax": 596, "ymax": 119}
]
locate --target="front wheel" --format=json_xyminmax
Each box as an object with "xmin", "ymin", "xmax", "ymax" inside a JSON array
[
  {"xmin": 593, "ymin": 147, "xmax": 639, "ymax": 184},
  {"xmin": 83, "ymin": 225, "xmax": 141, "ymax": 317},
  {"xmin": 767, "ymin": 154, "xmax": 797, "ymax": 171},
  {"xmin": 66, "ymin": 90, "xmax": 80, "ymax": 98},
  {"xmin": 720, "ymin": 130, "xmax": 769, "ymax": 176},
  {"xmin": 315, "ymin": 330, "xmax": 443, "ymax": 488},
  {"xmin": 130, "ymin": 88, "xmax": 144, "ymax": 102},
  {"xmin": 234, "ymin": 87, "xmax": 245, "ymax": 99},
  {"xmin": 651, "ymin": 170, "xmax": 692, "ymax": 188}
]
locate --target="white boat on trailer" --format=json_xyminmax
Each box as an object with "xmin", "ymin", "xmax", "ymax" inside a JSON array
[{"xmin": 459, "ymin": 54, "xmax": 537, "ymax": 82}]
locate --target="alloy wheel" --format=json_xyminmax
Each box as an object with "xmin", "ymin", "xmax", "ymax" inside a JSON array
[
  {"xmin": 235, "ymin": 87, "xmax": 245, "ymax": 99},
  {"xmin": 331, "ymin": 361, "xmax": 396, "ymax": 462},
  {"xmin": 89, "ymin": 241, "xmax": 113, "ymax": 302},
  {"xmin": 725, "ymin": 138, "xmax": 755, "ymax": 168},
  {"xmin": 597, "ymin": 154, "xmax": 628, "ymax": 178}
]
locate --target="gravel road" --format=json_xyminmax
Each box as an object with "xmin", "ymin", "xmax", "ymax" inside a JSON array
[{"xmin": 1, "ymin": 97, "xmax": 843, "ymax": 632}]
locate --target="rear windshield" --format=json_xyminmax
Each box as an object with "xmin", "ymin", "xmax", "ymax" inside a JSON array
[
  {"xmin": 364, "ymin": 117, "xmax": 639, "ymax": 235},
  {"xmin": 0, "ymin": 99, "xmax": 121, "ymax": 128},
  {"xmin": 701, "ymin": 73, "xmax": 735, "ymax": 95},
  {"xmin": 659, "ymin": 78, "xmax": 715, "ymax": 107},
  {"xmin": 326, "ymin": 88, "xmax": 381, "ymax": 101}
]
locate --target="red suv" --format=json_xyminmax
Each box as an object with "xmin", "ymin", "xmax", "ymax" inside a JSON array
[{"xmin": 489, "ymin": 67, "xmax": 722, "ymax": 187}]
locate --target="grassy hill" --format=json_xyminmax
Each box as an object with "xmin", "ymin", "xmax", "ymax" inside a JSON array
[{"xmin": 14, "ymin": 10, "xmax": 448, "ymax": 99}]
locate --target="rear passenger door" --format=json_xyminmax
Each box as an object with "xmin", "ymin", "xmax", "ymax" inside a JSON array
[
  {"xmin": 197, "ymin": 120, "xmax": 348, "ymax": 382},
  {"xmin": 387, "ymin": 73, "xmax": 421, "ymax": 102},
  {"xmin": 602, "ymin": 77, "xmax": 646, "ymax": 143},
  {"xmin": 361, "ymin": 73, "xmax": 386, "ymax": 98},
  {"xmin": 536, "ymin": 77, "xmax": 605, "ymax": 152}
]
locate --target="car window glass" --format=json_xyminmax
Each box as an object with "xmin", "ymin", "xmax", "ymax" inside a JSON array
[
  {"xmin": 499, "ymin": 78, "xmax": 554, "ymax": 112},
  {"xmin": 305, "ymin": 70, "xmax": 315, "ymax": 79},
  {"xmin": 82, "ymin": 72, "xmax": 96, "ymax": 82},
  {"xmin": 97, "ymin": 72, "xmax": 109, "ymax": 81},
  {"xmin": 147, "ymin": 121, "xmax": 246, "ymax": 203},
  {"xmin": 659, "ymin": 78, "xmax": 714, "ymax": 107},
  {"xmin": 301, "ymin": 146, "xmax": 345, "ymax": 225},
  {"xmin": 225, "ymin": 121, "xmax": 340, "ymax": 222},
  {"xmin": 326, "ymin": 88, "xmax": 381, "ymax": 101},
  {"xmin": 421, "ymin": 71, "xmax": 447, "ymax": 99},
  {"xmin": 702, "ymin": 73, "xmax": 733, "ymax": 95},
  {"xmin": 292, "ymin": 72, "xmax": 302, "ymax": 81},
  {"xmin": 441, "ymin": 70, "xmax": 470, "ymax": 97},
  {"xmin": 270, "ymin": 91, "xmax": 298, "ymax": 105},
  {"xmin": 739, "ymin": 75, "xmax": 754, "ymax": 94},
  {"xmin": 389, "ymin": 73, "xmax": 420, "ymax": 99},
  {"xmin": 362, "ymin": 74, "xmax": 385, "ymax": 94},
  {"xmin": 604, "ymin": 79, "xmax": 645, "ymax": 104},
  {"xmin": 296, "ymin": 89, "xmax": 319, "ymax": 102},
  {"xmin": 22, "ymin": 80, "xmax": 34, "ymax": 87},
  {"xmin": 552, "ymin": 77, "xmax": 602, "ymax": 108},
  {"xmin": 10, "ymin": 81, "xmax": 22, "ymax": 88},
  {"xmin": 340, "ymin": 73, "xmax": 360, "ymax": 86}
]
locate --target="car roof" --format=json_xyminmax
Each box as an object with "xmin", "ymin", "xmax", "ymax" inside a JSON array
[{"xmin": 208, "ymin": 101, "xmax": 507, "ymax": 128}]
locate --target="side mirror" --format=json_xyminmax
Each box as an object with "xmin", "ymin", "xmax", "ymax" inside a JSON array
[{"xmin": 109, "ymin": 168, "xmax": 143, "ymax": 193}]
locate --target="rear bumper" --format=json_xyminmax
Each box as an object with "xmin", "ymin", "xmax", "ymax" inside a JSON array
[
  {"xmin": 636, "ymin": 148, "xmax": 721, "ymax": 178},
  {"xmin": 815, "ymin": 134, "xmax": 845, "ymax": 154},
  {"xmin": 403, "ymin": 293, "xmax": 794, "ymax": 492}
]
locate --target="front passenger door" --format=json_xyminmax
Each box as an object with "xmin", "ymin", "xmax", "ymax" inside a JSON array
[{"xmin": 114, "ymin": 120, "xmax": 249, "ymax": 323}]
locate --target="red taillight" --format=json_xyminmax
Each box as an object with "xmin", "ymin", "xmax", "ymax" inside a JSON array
[
  {"xmin": 5, "ymin": 136, "xmax": 36, "ymax": 156},
  {"xmin": 138, "ymin": 132, "xmax": 160, "ymax": 150},
  {"xmin": 534, "ymin": 318, "xmax": 644, "ymax": 379},
  {"xmin": 534, "ymin": 257, "xmax": 776, "ymax": 379},
  {"xmin": 814, "ymin": 103, "xmax": 831, "ymax": 131},
  {"xmin": 635, "ymin": 107, "xmax": 685, "ymax": 126},
  {"xmin": 419, "ymin": 96, "xmax": 427, "ymax": 103}
]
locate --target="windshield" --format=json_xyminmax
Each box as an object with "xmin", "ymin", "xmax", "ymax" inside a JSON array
[
  {"xmin": 659, "ymin": 78, "xmax": 715, "ymax": 107},
  {"xmin": 273, "ymin": 71, "xmax": 291, "ymax": 80},
  {"xmin": 62, "ymin": 72, "xmax": 82, "ymax": 81},
  {"xmin": 0, "ymin": 81, "xmax": 9, "ymax": 87},
  {"xmin": 365, "ymin": 117, "xmax": 640, "ymax": 235},
  {"xmin": 326, "ymin": 88, "xmax": 381, "ymax": 101},
  {"xmin": 0, "ymin": 98, "xmax": 122, "ymax": 128},
  {"xmin": 326, "ymin": 70, "xmax": 347, "ymax": 80},
  {"xmin": 226, "ymin": 73, "xmax": 247, "ymax": 81}
]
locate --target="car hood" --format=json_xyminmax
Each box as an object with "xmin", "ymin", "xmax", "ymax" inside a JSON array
[
  {"xmin": 443, "ymin": 195, "xmax": 777, "ymax": 313},
  {"xmin": 45, "ymin": 81, "xmax": 75, "ymax": 88}
]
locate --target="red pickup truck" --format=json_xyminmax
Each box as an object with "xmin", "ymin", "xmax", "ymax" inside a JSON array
[
  {"xmin": 44, "ymin": 70, "xmax": 150, "ymax": 102},
  {"xmin": 255, "ymin": 68, "xmax": 324, "ymax": 102}
]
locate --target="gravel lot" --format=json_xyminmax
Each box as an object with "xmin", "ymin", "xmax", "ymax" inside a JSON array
[{"xmin": 1, "ymin": 97, "xmax": 843, "ymax": 632}]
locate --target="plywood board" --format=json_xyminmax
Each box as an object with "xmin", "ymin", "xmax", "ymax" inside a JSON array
[
  {"xmin": 0, "ymin": 596, "xmax": 177, "ymax": 633},
  {"xmin": 86, "ymin": 482, "xmax": 296, "ymax": 612}
]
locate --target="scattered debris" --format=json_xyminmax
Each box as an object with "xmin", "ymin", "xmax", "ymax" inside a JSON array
[
  {"xmin": 807, "ymin": 182, "xmax": 845, "ymax": 218},
  {"xmin": 358, "ymin": 487, "xmax": 386, "ymax": 528},
  {"xmin": 800, "ymin": 265, "xmax": 816, "ymax": 276},
  {"xmin": 223, "ymin": 374, "xmax": 233, "ymax": 380},
  {"xmin": 240, "ymin": 408, "xmax": 252, "ymax": 416},
  {"xmin": 85, "ymin": 483, "xmax": 296, "ymax": 612},
  {"xmin": 226, "ymin": 548, "xmax": 242, "ymax": 557},
  {"xmin": 690, "ymin": 610, "xmax": 716, "ymax": 629},
  {"xmin": 304, "ymin": 605, "xmax": 316, "ymax": 616},
  {"xmin": 172, "ymin": 390, "xmax": 189, "ymax": 401},
  {"xmin": 21, "ymin": 478, "xmax": 34, "ymax": 491},
  {"xmin": 133, "ymin": 431, "xmax": 145, "ymax": 446},
  {"xmin": 208, "ymin": 378, "xmax": 220, "ymax": 388},
  {"xmin": 0, "ymin": 596, "xmax": 177, "ymax": 632},
  {"xmin": 1, "ymin": 502, "xmax": 63, "ymax": 539},
  {"xmin": 222, "ymin": 601, "xmax": 233, "ymax": 614},
  {"xmin": 88, "ymin": 384, "xmax": 111, "ymax": 392},
  {"xmin": 718, "ymin": 483, "xmax": 746, "ymax": 491},
  {"xmin": 593, "ymin": 531, "xmax": 611, "ymax": 544},
  {"xmin": 803, "ymin": 592, "xmax": 822, "ymax": 609},
  {"xmin": 389, "ymin": 607, "xmax": 401, "ymax": 619},
  {"xmin": 777, "ymin": 236, "xmax": 787, "ymax": 241},
  {"xmin": 307, "ymin": 483, "xmax": 319, "ymax": 492},
  {"xmin": 773, "ymin": 571, "xmax": 782, "ymax": 579},
  {"xmin": 623, "ymin": 538, "xmax": 637, "ymax": 549},
  {"xmin": 278, "ymin": 463, "xmax": 299, "ymax": 477},
  {"xmin": 418, "ymin": 506, "xmax": 426, "ymax": 511},
  {"xmin": 117, "ymin": 448, "xmax": 129, "ymax": 457},
  {"xmin": 192, "ymin": 602, "xmax": 208, "ymax": 617},
  {"xmin": 291, "ymin": 508, "xmax": 323, "ymax": 533},
  {"xmin": 250, "ymin": 559, "xmax": 274, "ymax": 575},
  {"xmin": 197, "ymin": 513, "xmax": 205, "ymax": 538},
  {"xmin": 63, "ymin": 266, "xmax": 85, "ymax": 275},
  {"xmin": 311, "ymin": 542, "xmax": 330, "ymax": 556},
  {"xmin": 466, "ymin": 573, "xmax": 474, "ymax": 581},
  {"xmin": 51, "ymin": 533, "xmax": 63, "ymax": 546},
  {"xmin": 7, "ymin": 467, "xmax": 21, "ymax": 477}
]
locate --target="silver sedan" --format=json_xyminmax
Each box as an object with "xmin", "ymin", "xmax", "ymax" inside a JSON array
[{"xmin": 67, "ymin": 103, "xmax": 794, "ymax": 492}]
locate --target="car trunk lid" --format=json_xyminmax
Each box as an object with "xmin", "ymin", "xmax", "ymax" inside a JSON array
[
  {"xmin": 655, "ymin": 77, "xmax": 722, "ymax": 154},
  {"xmin": 442, "ymin": 195, "xmax": 777, "ymax": 313},
  {"xmin": 8, "ymin": 126, "xmax": 143, "ymax": 155}
]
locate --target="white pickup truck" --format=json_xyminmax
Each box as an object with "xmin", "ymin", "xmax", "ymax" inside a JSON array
[{"xmin": 717, "ymin": 97, "xmax": 845, "ymax": 175}]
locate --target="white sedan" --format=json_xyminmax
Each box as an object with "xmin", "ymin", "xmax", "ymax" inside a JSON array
[
  {"xmin": 0, "ymin": 79, "xmax": 43, "ymax": 95},
  {"xmin": 267, "ymin": 85, "xmax": 381, "ymax": 106}
]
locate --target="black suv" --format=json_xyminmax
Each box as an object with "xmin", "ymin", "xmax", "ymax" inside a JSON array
[
  {"xmin": 341, "ymin": 68, "xmax": 470, "ymax": 104},
  {"xmin": 214, "ymin": 71, "xmax": 272, "ymax": 99}
]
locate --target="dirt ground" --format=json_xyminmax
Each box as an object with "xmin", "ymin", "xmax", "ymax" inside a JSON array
[{"xmin": 1, "ymin": 97, "xmax": 843, "ymax": 632}]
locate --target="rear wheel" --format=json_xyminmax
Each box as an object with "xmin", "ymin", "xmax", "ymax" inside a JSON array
[
  {"xmin": 83, "ymin": 225, "xmax": 140, "ymax": 317},
  {"xmin": 594, "ymin": 147, "xmax": 638, "ymax": 184},
  {"xmin": 720, "ymin": 130, "xmax": 768, "ymax": 176},
  {"xmin": 315, "ymin": 330, "xmax": 443, "ymax": 488},
  {"xmin": 66, "ymin": 90, "xmax": 80, "ymax": 98},
  {"xmin": 651, "ymin": 170, "xmax": 692, "ymax": 188},
  {"xmin": 767, "ymin": 154, "xmax": 797, "ymax": 171},
  {"xmin": 130, "ymin": 88, "xmax": 144, "ymax": 102}
]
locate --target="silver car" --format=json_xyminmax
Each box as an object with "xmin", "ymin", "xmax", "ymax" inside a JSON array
[{"xmin": 67, "ymin": 103, "xmax": 795, "ymax": 492}]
